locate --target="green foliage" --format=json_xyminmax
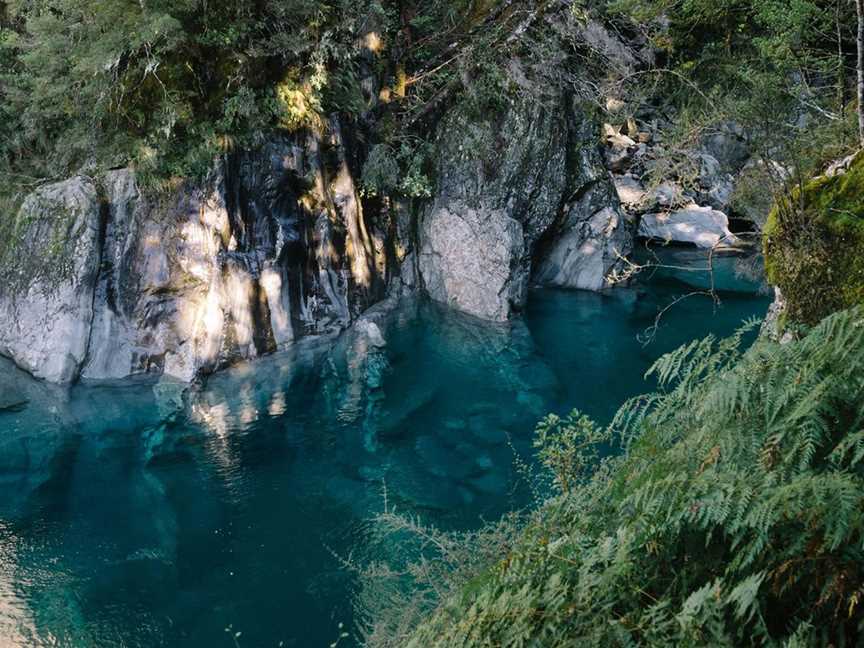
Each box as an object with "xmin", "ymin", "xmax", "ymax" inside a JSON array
[
  {"xmin": 0, "ymin": 0, "xmax": 521, "ymax": 203},
  {"xmin": 605, "ymin": 0, "xmax": 860, "ymax": 231},
  {"xmin": 361, "ymin": 140, "xmax": 434, "ymax": 198},
  {"xmin": 359, "ymin": 307, "xmax": 864, "ymax": 646},
  {"xmin": 460, "ymin": 56, "xmax": 514, "ymax": 120},
  {"xmin": 0, "ymin": 0, "xmax": 394, "ymax": 190},
  {"xmin": 765, "ymin": 151, "xmax": 864, "ymax": 325},
  {"xmin": 534, "ymin": 410, "xmax": 609, "ymax": 494},
  {"xmin": 352, "ymin": 508, "xmax": 526, "ymax": 648}
]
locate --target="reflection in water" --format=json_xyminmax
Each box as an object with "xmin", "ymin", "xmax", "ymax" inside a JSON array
[
  {"xmin": 0, "ymin": 262, "xmax": 770, "ymax": 647},
  {"xmin": 0, "ymin": 522, "xmax": 39, "ymax": 647}
]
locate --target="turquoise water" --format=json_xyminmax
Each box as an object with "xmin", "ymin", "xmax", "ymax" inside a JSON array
[{"xmin": 0, "ymin": 252, "xmax": 770, "ymax": 647}]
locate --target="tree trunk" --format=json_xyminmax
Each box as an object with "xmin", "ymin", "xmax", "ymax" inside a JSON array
[
  {"xmin": 857, "ymin": 0, "xmax": 864, "ymax": 145},
  {"xmin": 838, "ymin": 0, "xmax": 847, "ymax": 112}
]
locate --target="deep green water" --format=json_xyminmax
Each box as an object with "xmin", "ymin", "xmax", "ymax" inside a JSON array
[{"xmin": 0, "ymin": 251, "xmax": 770, "ymax": 647}]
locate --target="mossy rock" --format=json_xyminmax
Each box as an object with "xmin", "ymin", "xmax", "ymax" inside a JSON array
[{"xmin": 764, "ymin": 150, "xmax": 864, "ymax": 325}]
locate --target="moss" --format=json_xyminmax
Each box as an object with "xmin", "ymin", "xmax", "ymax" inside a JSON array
[
  {"xmin": 763, "ymin": 151, "xmax": 864, "ymax": 326},
  {"xmin": 0, "ymin": 182, "xmax": 96, "ymax": 296}
]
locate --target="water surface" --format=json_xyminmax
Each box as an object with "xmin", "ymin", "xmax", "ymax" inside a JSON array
[{"xmin": 0, "ymin": 251, "xmax": 770, "ymax": 647}]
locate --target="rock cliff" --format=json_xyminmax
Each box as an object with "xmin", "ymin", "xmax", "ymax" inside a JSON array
[
  {"xmin": 0, "ymin": 124, "xmax": 395, "ymax": 382},
  {"xmin": 418, "ymin": 92, "xmax": 633, "ymax": 321},
  {"xmin": 0, "ymin": 13, "xmax": 656, "ymax": 383}
]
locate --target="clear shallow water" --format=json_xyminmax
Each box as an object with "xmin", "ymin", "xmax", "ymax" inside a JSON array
[{"xmin": 0, "ymin": 251, "xmax": 770, "ymax": 647}]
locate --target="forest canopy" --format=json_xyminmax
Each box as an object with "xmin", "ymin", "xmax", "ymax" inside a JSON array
[{"xmin": 1, "ymin": 0, "xmax": 861, "ymax": 195}]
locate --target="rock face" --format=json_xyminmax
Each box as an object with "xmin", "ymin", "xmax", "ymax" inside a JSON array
[
  {"xmin": 0, "ymin": 124, "xmax": 394, "ymax": 382},
  {"xmin": 0, "ymin": 7, "xmax": 658, "ymax": 382},
  {"xmin": 599, "ymin": 112, "xmax": 758, "ymax": 253},
  {"xmin": 533, "ymin": 206, "xmax": 629, "ymax": 289},
  {"xmin": 418, "ymin": 92, "xmax": 633, "ymax": 321},
  {"xmin": 0, "ymin": 178, "xmax": 103, "ymax": 382},
  {"xmin": 1, "ymin": 96, "xmax": 637, "ymax": 381},
  {"xmin": 419, "ymin": 204, "xmax": 526, "ymax": 321}
]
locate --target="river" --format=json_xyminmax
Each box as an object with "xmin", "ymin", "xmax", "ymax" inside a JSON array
[{"xmin": 0, "ymin": 250, "xmax": 770, "ymax": 647}]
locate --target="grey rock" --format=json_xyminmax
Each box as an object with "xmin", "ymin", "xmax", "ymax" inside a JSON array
[
  {"xmin": 701, "ymin": 122, "xmax": 750, "ymax": 173},
  {"xmin": 604, "ymin": 144, "xmax": 635, "ymax": 173},
  {"xmin": 534, "ymin": 206, "xmax": 631, "ymax": 290},
  {"xmin": 639, "ymin": 204, "xmax": 739, "ymax": 249},
  {"xmin": 824, "ymin": 151, "xmax": 860, "ymax": 178},
  {"xmin": 419, "ymin": 91, "xmax": 633, "ymax": 320},
  {"xmin": 602, "ymin": 127, "xmax": 638, "ymax": 173},
  {"xmin": 0, "ymin": 177, "xmax": 102, "ymax": 382},
  {"xmin": 649, "ymin": 181, "xmax": 686, "ymax": 209},
  {"xmin": 419, "ymin": 203, "xmax": 525, "ymax": 321},
  {"xmin": 614, "ymin": 175, "xmax": 647, "ymax": 207},
  {"xmin": 1, "ymin": 123, "xmax": 391, "ymax": 383},
  {"xmin": 761, "ymin": 287, "xmax": 793, "ymax": 343},
  {"xmin": 695, "ymin": 153, "xmax": 736, "ymax": 210}
]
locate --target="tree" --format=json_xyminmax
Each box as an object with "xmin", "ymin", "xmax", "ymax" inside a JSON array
[
  {"xmin": 857, "ymin": 0, "xmax": 864, "ymax": 144},
  {"xmin": 0, "ymin": 0, "xmax": 398, "ymax": 189}
]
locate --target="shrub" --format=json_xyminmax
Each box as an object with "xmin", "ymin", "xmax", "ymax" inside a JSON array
[{"xmin": 358, "ymin": 307, "xmax": 864, "ymax": 646}]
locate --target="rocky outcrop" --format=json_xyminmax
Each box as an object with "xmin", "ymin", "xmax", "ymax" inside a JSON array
[
  {"xmin": 1, "ymin": 97, "xmax": 635, "ymax": 381},
  {"xmin": 419, "ymin": 203, "xmax": 526, "ymax": 322},
  {"xmin": 0, "ymin": 178, "xmax": 103, "ymax": 382},
  {"xmin": 0, "ymin": 16, "xmax": 659, "ymax": 382},
  {"xmin": 600, "ymin": 112, "xmax": 756, "ymax": 250},
  {"xmin": 418, "ymin": 92, "xmax": 634, "ymax": 321},
  {"xmin": 0, "ymin": 124, "xmax": 395, "ymax": 383},
  {"xmin": 639, "ymin": 205, "xmax": 739, "ymax": 249}
]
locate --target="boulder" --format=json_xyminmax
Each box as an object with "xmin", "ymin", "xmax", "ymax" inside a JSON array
[
  {"xmin": 701, "ymin": 122, "xmax": 750, "ymax": 173},
  {"xmin": 614, "ymin": 175, "xmax": 647, "ymax": 208},
  {"xmin": 696, "ymin": 152, "xmax": 736, "ymax": 210},
  {"xmin": 602, "ymin": 127, "xmax": 638, "ymax": 173},
  {"xmin": 534, "ymin": 206, "xmax": 631, "ymax": 290},
  {"xmin": 0, "ymin": 177, "xmax": 102, "ymax": 382},
  {"xmin": 419, "ymin": 204, "xmax": 525, "ymax": 321},
  {"xmin": 639, "ymin": 205, "xmax": 739, "ymax": 249}
]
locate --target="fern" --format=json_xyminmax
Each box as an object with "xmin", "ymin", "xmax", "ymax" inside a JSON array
[{"xmin": 357, "ymin": 308, "xmax": 864, "ymax": 647}]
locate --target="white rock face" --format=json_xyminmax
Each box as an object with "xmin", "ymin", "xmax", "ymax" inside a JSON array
[
  {"xmin": 0, "ymin": 128, "xmax": 393, "ymax": 384},
  {"xmin": 419, "ymin": 204, "xmax": 525, "ymax": 322},
  {"xmin": 0, "ymin": 178, "xmax": 102, "ymax": 382},
  {"xmin": 534, "ymin": 207, "xmax": 629, "ymax": 290},
  {"xmin": 639, "ymin": 205, "xmax": 739, "ymax": 249}
]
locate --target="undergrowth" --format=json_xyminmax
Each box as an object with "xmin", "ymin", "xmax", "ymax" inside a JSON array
[{"xmin": 355, "ymin": 307, "xmax": 864, "ymax": 646}]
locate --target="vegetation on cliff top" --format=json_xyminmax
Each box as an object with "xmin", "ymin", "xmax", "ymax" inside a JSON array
[
  {"xmin": 765, "ymin": 151, "xmax": 864, "ymax": 326},
  {"xmin": 0, "ymin": 0, "xmax": 512, "ymax": 192}
]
